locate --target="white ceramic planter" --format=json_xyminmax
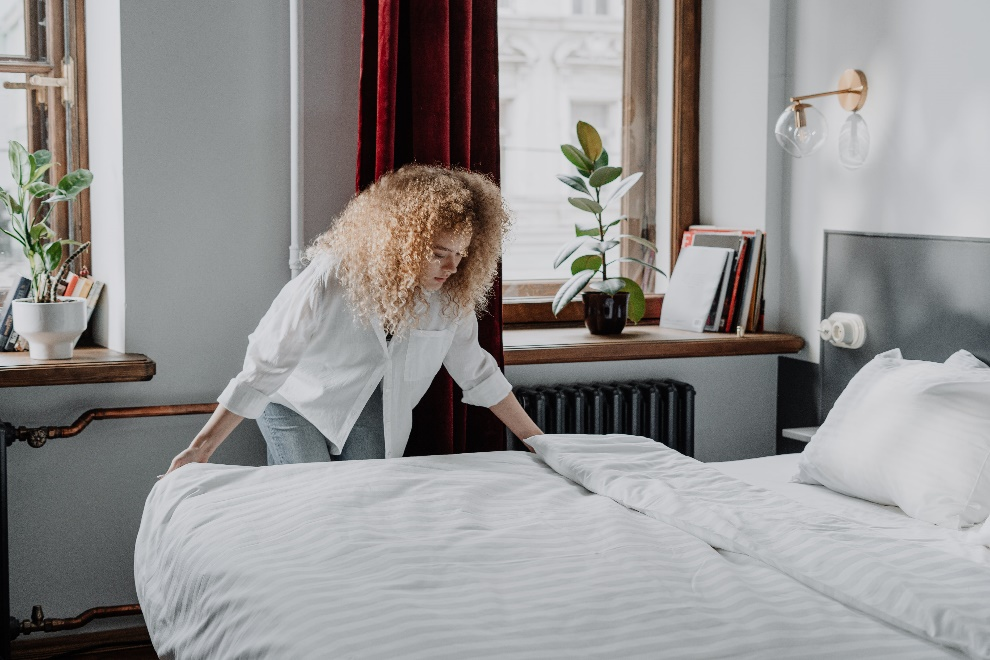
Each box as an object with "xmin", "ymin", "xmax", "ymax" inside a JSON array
[{"xmin": 11, "ymin": 297, "xmax": 87, "ymax": 359}]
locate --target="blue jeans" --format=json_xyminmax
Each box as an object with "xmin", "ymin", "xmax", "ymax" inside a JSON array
[{"xmin": 257, "ymin": 382, "xmax": 386, "ymax": 465}]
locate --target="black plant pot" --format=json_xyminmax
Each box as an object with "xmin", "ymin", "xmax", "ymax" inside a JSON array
[{"xmin": 582, "ymin": 291, "xmax": 629, "ymax": 335}]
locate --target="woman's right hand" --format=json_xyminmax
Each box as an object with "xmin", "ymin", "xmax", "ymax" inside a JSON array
[
  {"xmin": 159, "ymin": 405, "xmax": 245, "ymax": 480},
  {"xmin": 162, "ymin": 444, "xmax": 213, "ymax": 478}
]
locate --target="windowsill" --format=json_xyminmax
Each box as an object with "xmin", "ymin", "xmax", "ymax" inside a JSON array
[
  {"xmin": 0, "ymin": 346, "xmax": 156, "ymax": 388},
  {"xmin": 503, "ymin": 294, "xmax": 665, "ymax": 325},
  {"xmin": 503, "ymin": 324, "xmax": 804, "ymax": 365}
]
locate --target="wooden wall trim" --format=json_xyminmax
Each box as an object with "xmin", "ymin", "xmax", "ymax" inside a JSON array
[
  {"xmin": 620, "ymin": 0, "xmax": 659, "ymax": 290},
  {"xmin": 670, "ymin": 0, "xmax": 701, "ymax": 265}
]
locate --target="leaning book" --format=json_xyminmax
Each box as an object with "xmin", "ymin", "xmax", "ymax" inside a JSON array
[{"xmin": 0, "ymin": 276, "xmax": 31, "ymax": 351}]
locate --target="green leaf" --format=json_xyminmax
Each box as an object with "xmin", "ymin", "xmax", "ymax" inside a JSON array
[
  {"xmin": 56, "ymin": 169, "xmax": 94, "ymax": 199},
  {"xmin": 577, "ymin": 167, "xmax": 592, "ymax": 178},
  {"xmin": 552, "ymin": 269, "xmax": 595, "ymax": 316},
  {"xmin": 576, "ymin": 121, "xmax": 603, "ymax": 162},
  {"xmin": 613, "ymin": 256, "xmax": 667, "ymax": 275},
  {"xmin": 26, "ymin": 181, "xmax": 57, "ymax": 198},
  {"xmin": 574, "ymin": 221, "xmax": 600, "ymax": 237},
  {"xmin": 602, "ymin": 172, "xmax": 643, "ymax": 209},
  {"xmin": 0, "ymin": 189, "xmax": 14, "ymax": 215},
  {"xmin": 553, "ymin": 236, "xmax": 592, "ymax": 268},
  {"xmin": 620, "ymin": 278, "xmax": 646, "ymax": 323},
  {"xmin": 561, "ymin": 144, "xmax": 593, "ymax": 171},
  {"xmin": 30, "ymin": 161, "xmax": 53, "ymax": 183},
  {"xmin": 603, "ymin": 216, "xmax": 626, "ymax": 231},
  {"xmin": 44, "ymin": 240, "xmax": 62, "ymax": 269},
  {"xmin": 618, "ymin": 233, "xmax": 659, "ymax": 252},
  {"xmin": 588, "ymin": 166, "xmax": 622, "ymax": 188},
  {"xmin": 571, "ymin": 254, "xmax": 602, "ymax": 275},
  {"xmin": 32, "ymin": 149, "xmax": 52, "ymax": 167},
  {"xmin": 568, "ymin": 197, "xmax": 603, "ymax": 214},
  {"xmin": 1, "ymin": 188, "xmax": 22, "ymax": 215},
  {"xmin": 9, "ymin": 141, "xmax": 29, "ymax": 185},
  {"xmin": 557, "ymin": 174, "xmax": 591, "ymax": 197},
  {"xmin": 593, "ymin": 149, "xmax": 608, "ymax": 169},
  {"xmin": 593, "ymin": 277, "xmax": 627, "ymax": 295},
  {"xmin": 586, "ymin": 238, "xmax": 620, "ymax": 254},
  {"xmin": 29, "ymin": 223, "xmax": 46, "ymax": 242}
]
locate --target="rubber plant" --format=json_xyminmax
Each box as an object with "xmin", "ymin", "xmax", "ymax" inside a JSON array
[
  {"xmin": 0, "ymin": 140, "xmax": 93, "ymax": 302},
  {"xmin": 552, "ymin": 121, "xmax": 664, "ymax": 322}
]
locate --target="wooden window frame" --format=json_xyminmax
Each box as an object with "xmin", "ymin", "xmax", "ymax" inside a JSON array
[
  {"xmin": 503, "ymin": 0, "xmax": 700, "ymax": 326},
  {"xmin": 0, "ymin": 0, "xmax": 90, "ymax": 273}
]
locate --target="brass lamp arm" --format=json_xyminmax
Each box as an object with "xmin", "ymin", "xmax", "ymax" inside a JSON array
[
  {"xmin": 788, "ymin": 69, "xmax": 868, "ymax": 112},
  {"xmin": 790, "ymin": 86, "xmax": 863, "ymax": 103}
]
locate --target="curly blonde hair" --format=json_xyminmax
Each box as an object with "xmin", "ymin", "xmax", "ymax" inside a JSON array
[{"xmin": 307, "ymin": 164, "xmax": 511, "ymax": 336}]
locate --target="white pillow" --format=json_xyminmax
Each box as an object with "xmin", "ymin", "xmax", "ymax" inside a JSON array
[
  {"xmin": 944, "ymin": 349, "xmax": 989, "ymax": 370},
  {"xmin": 795, "ymin": 348, "xmax": 990, "ymax": 529}
]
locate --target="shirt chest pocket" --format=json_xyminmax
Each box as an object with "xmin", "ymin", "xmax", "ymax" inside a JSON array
[{"xmin": 404, "ymin": 329, "xmax": 455, "ymax": 381}]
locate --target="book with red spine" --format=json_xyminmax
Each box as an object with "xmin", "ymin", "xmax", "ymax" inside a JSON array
[
  {"xmin": 683, "ymin": 226, "xmax": 764, "ymax": 332},
  {"xmin": 722, "ymin": 237, "xmax": 749, "ymax": 332},
  {"xmin": 690, "ymin": 233, "xmax": 748, "ymax": 332},
  {"xmin": 62, "ymin": 272, "xmax": 80, "ymax": 297}
]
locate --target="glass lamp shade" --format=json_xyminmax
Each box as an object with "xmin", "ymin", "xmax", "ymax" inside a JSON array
[
  {"xmin": 838, "ymin": 112, "xmax": 870, "ymax": 169},
  {"xmin": 774, "ymin": 103, "xmax": 828, "ymax": 158}
]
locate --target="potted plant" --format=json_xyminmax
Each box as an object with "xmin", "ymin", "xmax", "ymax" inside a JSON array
[
  {"xmin": 0, "ymin": 140, "xmax": 93, "ymax": 359},
  {"xmin": 552, "ymin": 121, "xmax": 664, "ymax": 335}
]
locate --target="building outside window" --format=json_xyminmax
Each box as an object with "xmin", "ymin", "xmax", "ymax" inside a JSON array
[{"xmin": 498, "ymin": 0, "xmax": 624, "ymax": 284}]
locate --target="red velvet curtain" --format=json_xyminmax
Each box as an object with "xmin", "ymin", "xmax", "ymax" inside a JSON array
[{"xmin": 356, "ymin": 0, "xmax": 505, "ymax": 455}]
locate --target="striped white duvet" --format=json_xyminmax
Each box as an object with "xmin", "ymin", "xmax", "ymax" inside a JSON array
[{"xmin": 136, "ymin": 434, "xmax": 989, "ymax": 659}]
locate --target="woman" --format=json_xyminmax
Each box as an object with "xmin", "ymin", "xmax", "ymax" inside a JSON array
[{"xmin": 165, "ymin": 164, "xmax": 542, "ymax": 475}]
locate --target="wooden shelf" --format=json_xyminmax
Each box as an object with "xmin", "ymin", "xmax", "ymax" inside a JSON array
[
  {"xmin": 504, "ymin": 325, "xmax": 804, "ymax": 366},
  {"xmin": 0, "ymin": 347, "xmax": 156, "ymax": 388}
]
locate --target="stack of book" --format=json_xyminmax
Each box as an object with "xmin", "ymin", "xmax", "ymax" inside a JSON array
[
  {"xmin": 0, "ymin": 273, "xmax": 104, "ymax": 352},
  {"xmin": 680, "ymin": 226, "xmax": 766, "ymax": 333}
]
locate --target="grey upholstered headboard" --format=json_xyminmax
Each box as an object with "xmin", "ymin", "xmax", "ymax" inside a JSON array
[{"xmin": 820, "ymin": 231, "xmax": 990, "ymax": 415}]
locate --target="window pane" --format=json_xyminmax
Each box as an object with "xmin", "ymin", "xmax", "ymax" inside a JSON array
[
  {"xmin": 498, "ymin": 1, "xmax": 624, "ymax": 282},
  {"xmin": 0, "ymin": 0, "xmax": 26, "ymax": 58},
  {"xmin": 0, "ymin": 72, "xmax": 30, "ymax": 287}
]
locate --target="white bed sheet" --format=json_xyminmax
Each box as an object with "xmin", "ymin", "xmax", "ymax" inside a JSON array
[
  {"xmin": 711, "ymin": 454, "xmax": 990, "ymax": 565},
  {"xmin": 136, "ymin": 437, "xmax": 989, "ymax": 659}
]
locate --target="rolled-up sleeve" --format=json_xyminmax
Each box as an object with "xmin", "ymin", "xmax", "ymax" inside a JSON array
[
  {"xmin": 218, "ymin": 263, "xmax": 326, "ymax": 418},
  {"xmin": 443, "ymin": 315, "xmax": 513, "ymax": 408}
]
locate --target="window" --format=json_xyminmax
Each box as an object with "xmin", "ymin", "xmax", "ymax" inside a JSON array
[
  {"xmin": 0, "ymin": 0, "xmax": 89, "ymax": 287},
  {"xmin": 498, "ymin": 0, "xmax": 700, "ymax": 320},
  {"xmin": 498, "ymin": 0, "xmax": 625, "ymax": 285}
]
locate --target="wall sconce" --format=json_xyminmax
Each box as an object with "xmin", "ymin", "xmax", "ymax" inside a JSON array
[{"xmin": 774, "ymin": 69, "xmax": 869, "ymax": 169}]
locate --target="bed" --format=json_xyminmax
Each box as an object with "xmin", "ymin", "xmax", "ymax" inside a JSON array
[{"xmin": 135, "ymin": 232, "xmax": 990, "ymax": 659}]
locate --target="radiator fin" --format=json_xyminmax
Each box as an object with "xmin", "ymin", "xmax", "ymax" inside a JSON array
[{"xmin": 510, "ymin": 379, "xmax": 695, "ymax": 457}]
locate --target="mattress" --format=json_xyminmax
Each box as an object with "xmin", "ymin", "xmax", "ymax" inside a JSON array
[
  {"xmin": 136, "ymin": 436, "xmax": 990, "ymax": 659},
  {"xmin": 711, "ymin": 454, "xmax": 990, "ymax": 566}
]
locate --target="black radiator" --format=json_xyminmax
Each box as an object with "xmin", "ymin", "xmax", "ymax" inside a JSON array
[{"xmin": 510, "ymin": 379, "xmax": 695, "ymax": 457}]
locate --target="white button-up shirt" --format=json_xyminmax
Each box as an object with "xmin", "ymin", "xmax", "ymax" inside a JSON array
[{"xmin": 218, "ymin": 254, "xmax": 513, "ymax": 458}]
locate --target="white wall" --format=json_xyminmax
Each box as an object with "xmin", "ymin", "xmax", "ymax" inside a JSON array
[
  {"xmin": 0, "ymin": 0, "xmax": 364, "ymax": 631},
  {"xmin": 85, "ymin": 0, "xmax": 125, "ymax": 352},
  {"xmin": 778, "ymin": 0, "xmax": 990, "ymax": 361}
]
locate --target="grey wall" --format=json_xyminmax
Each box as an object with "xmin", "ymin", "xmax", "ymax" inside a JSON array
[
  {"xmin": 777, "ymin": 0, "xmax": 990, "ymax": 361},
  {"xmin": 2, "ymin": 0, "xmax": 357, "ymax": 631},
  {"xmin": 300, "ymin": 0, "xmax": 361, "ymax": 245}
]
